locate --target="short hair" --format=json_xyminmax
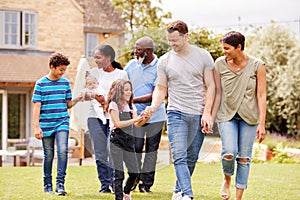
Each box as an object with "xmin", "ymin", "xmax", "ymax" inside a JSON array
[
  {"xmin": 220, "ymin": 31, "xmax": 245, "ymax": 50},
  {"xmin": 136, "ymin": 36, "xmax": 155, "ymax": 50},
  {"xmin": 49, "ymin": 52, "xmax": 70, "ymax": 68},
  {"xmin": 167, "ymin": 20, "xmax": 188, "ymax": 35}
]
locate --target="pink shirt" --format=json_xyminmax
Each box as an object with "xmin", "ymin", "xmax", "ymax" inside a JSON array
[{"xmin": 108, "ymin": 101, "xmax": 137, "ymax": 130}]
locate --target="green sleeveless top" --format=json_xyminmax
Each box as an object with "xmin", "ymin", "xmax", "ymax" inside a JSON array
[{"xmin": 215, "ymin": 55, "xmax": 264, "ymax": 125}]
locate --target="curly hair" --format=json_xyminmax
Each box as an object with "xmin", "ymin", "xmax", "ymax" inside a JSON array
[
  {"xmin": 105, "ymin": 79, "xmax": 134, "ymax": 113},
  {"xmin": 49, "ymin": 52, "xmax": 70, "ymax": 68}
]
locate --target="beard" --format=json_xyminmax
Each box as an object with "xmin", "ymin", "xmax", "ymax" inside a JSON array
[{"xmin": 135, "ymin": 53, "xmax": 146, "ymax": 65}]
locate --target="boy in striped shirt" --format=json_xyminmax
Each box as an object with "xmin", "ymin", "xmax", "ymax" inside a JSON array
[{"xmin": 32, "ymin": 52, "xmax": 82, "ymax": 195}]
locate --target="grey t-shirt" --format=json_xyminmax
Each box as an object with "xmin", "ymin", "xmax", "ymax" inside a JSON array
[{"xmin": 157, "ymin": 46, "xmax": 214, "ymax": 115}]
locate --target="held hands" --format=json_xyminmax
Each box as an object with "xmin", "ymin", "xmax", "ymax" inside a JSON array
[
  {"xmin": 201, "ymin": 113, "xmax": 214, "ymax": 134},
  {"xmin": 145, "ymin": 105, "xmax": 158, "ymax": 115},
  {"xmin": 82, "ymin": 92, "xmax": 97, "ymax": 101},
  {"xmin": 73, "ymin": 94, "xmax": 84, "ymax": 103},
  {"xmin": 136, "ymin": 110, "xmax": 152, "ymax": 126}
]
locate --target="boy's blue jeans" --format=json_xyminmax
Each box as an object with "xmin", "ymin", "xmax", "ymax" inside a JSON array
[
  {"xmin": 218, "ymin": 114, "xmax": 257, "ymax": 189},
  {"xmin": 43, "ymin": 131, "xmax": 69, "ymax": 186},
  {"xmin": 167, "ymin": 110, "xmax": 204, "ymax": 198}
]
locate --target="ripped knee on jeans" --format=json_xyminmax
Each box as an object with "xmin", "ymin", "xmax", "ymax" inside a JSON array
[
  {"xmin": 223, "ymin": 154, "xmax": 234, "ymax": 160},
  {"xmin": 236, "ymin": 157, "xmax": 249, "ymax": 163}
]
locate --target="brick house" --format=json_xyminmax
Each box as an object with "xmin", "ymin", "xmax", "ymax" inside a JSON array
[{"xmin": 0, "ymin": 0, "xmax": 126, "ymax": 151}]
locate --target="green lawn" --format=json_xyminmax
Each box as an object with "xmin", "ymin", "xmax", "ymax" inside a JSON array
[{"xmin": 0, "ymin": 163, "xmax": 299, "ymax": 200}]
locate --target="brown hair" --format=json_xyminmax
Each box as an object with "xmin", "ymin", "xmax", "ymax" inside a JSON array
[
  {"xmin": 49, "ymin": 52, "xmax": 70, "ymax": 68},
  {"xmin": 167, "ymin": 20, "xmax": 188, "ymax": 35},
  {"xmin": 105, "ymin": 79, "xmax": 134, "ymax": 112}
]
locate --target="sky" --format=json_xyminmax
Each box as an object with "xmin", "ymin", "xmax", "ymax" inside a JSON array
[{"xmin": 159, "ymin": 0, "xmax": 300, "ymax": 37}]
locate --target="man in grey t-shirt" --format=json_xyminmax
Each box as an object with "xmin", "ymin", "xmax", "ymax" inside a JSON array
[{"xmin": 146, "ymin": 20, "xmax": 216, "ymax": 200}]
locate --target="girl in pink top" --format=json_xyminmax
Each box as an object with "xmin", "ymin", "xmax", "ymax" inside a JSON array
[{"xmin": 106, "ymin": 79, "xmax": 150, "ymax": 200}]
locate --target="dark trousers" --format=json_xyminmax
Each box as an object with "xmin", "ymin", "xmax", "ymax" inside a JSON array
[
  {"xmin": 134, "ymin": 121, "xmax": 164, "ymax": 189},
  {"xmin": 110, "ymin": 129, "xmax": 139, "ymax": 200}
]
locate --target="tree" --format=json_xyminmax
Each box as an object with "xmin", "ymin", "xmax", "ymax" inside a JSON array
[
  {"xmin": 110, "ymin": 0, "xmax": 222, "ymax": 64},
  {"xmin": 111, "ymin": 0, "xmax": 171, "ymax": 34},
  {"xmin": 188, "ymin": 28, "xmax": 223, "ymax": 61},
  {"xmin": 118, "ymin": 27, "xmax": 223, "ymax": 66},
  {"xmin": 247, "ymin": 24, "xmax": 300, "ymax": 138},
  {"xmin": 117, "ymin": 26, "xmax": 169, "ymax": 66},
  {"xmin": 110, "ymin": 0, "xmax": 172, "ymax": 65}
]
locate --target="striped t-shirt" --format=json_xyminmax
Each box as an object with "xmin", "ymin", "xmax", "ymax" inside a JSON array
[{"xmin": 32, "ymin": 77, "xmax": 72, "ymax": 137}]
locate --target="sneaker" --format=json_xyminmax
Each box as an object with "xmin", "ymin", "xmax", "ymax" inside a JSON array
[
  {"xmin": 44, "ymin": 184, "xmax": 53, "ymax": 194},
  {"xmin": 123, "ymin": 192, "xmax": 132, "ymax": 200},
  {"xmin": 182, "ymin": 196, "xmax": 192, "ymax": 200},
  {"xmin": 172, "ymin": 192, "xmax": 182, "ymax": 200},
  {"xmin": 139, "ymin": 186, "xmax": 152, "ymax": 193},
  {"xmin": 109, "ymin": 182, "xmax": 115, "ymax": 194},
  {"xmin": 55, "ymin": 183, "xmax": 67, "ymax": 196},
  {"xmin": 99, "ymin": 188, "xmax": 111, "ymax": 194}
]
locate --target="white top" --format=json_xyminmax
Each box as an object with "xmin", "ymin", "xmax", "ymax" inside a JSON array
[
  {"xmin": 81, "ymin": 87, "xmax": 106, "ymax": 124},
  {"xmin": 88, "ymin": 68, "xmax": 128, "ymax": 119},
  {"xmin": 89, "ymin": 68, "xmax": 128, "ymax": 97}
]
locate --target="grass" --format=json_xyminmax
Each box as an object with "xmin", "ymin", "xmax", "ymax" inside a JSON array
[{"xmin": 0, "ymin": 163, "xmax": 300, "ymax": 200}]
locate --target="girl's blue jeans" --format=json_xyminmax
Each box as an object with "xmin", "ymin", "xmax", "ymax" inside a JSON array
[
  {"xmin": 43, "ymin": 131, "xmax": 69, "ymax": 186},
  {"xmin": 217, "ymin": 113, "xmax": 257, "ymax": 189}
]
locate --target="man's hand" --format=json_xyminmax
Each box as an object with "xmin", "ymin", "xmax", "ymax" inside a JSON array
[{"xmin": 145, "ymin": 105, "xmax": 159, "ymax": 115}]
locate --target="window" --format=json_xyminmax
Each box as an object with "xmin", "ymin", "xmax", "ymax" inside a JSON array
[
  {"xmin": 0, "ymin": 9, "xmax": 37, "ymax": 49},
  {"xmin": 23, "ymin": 11, "xmax": 37, "ymax": 47},
  {"xmin": 85, "ymin": 33, "xmax": 98, "ymax": 58},
  {"xmin": 0, "ymin": 89, "xmax": 30, "ymax": 150}
]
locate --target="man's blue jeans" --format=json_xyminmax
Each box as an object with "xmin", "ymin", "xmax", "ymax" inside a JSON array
[
  {"xmin": 43, "ymin": 131, "xmax": 69, "ymax": 186},
  {"xmin": 217, "ymin": 113, "xmax": 257, "ymax": 189},
  {"xmin": 167, "ymin": 110, "xmax": 204, "ymax": 198}
]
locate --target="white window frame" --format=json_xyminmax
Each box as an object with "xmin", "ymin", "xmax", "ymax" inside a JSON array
[
  {"xmin": 85, "ymin": 33, "xmax": 98, "ymax": 58},
  {"xmin": 0, "ymin": 89, "xmax": 8, "ymax": 150},
  {"xmin": 1, "ymin": 89, "xmax": 31, "ymax": 151},
  {"xmin": 22, "ymin": 11, "xmax": 38, "ymax": 48},
  {"xmin": 0, "ymin": 10, "xmax": 20, "ymax": 48},
  {"xmin": 0, "ymin": 9, "xmax": 37, "ymax": 49}
]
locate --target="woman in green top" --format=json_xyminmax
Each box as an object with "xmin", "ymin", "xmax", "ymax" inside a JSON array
[{"xmin": 213, "ymin": 31, "xmax": 267, "ymax": 200}]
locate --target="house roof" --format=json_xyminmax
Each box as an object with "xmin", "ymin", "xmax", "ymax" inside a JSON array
[
  {"xmin": 74, "ymin": 0, "xmax": 126, "ymax": 33},
  {"xmin": 0, "ymin": 51, "xmax": 53, "ymax": 83}
]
